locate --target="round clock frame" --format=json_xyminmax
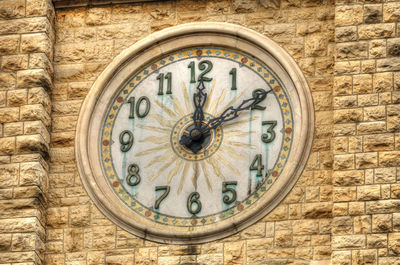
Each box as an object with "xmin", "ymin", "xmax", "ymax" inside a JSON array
[{"xmin": 75, "ymin": 22, "xmax": 314, "ymax": 244}]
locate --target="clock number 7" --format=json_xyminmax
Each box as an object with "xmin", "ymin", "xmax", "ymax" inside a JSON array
[{"xmin": 154, "ymin": 186, "xmax": 170, "ymax": 210}]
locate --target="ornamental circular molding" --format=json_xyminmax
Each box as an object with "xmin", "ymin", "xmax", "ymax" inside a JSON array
[{"xmin": 75, "ymin": 22, "xmax": 314, "ymax": 244}]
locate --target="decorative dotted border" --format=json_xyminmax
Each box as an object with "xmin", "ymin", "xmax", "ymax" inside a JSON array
[{"xmin": 100, "ymin": 47, "xmax": 294, "ymax": 227}]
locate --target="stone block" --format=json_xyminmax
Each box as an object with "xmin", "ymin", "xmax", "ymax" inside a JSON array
[
  {"xmin": 335, "ymin": 61, "xmax": 360, "ymax": 75},
  {"xmin": 302, "ymin": 202, "xmax": 332, "ymax": 219},
  {"xmin": 331, "ymin": 250, "xmax": 351, "ymax": 265},
  {"xmin": 17, "ymin": 69, "xmax": 51, "ymax": 91},
  {"xmin": 26, "ymin": 0, "xmax": 55, "ymax": 18},
  {"xmin": 388, "ymin": 38, "xmax": 400, "ymax": 57},
  {"xmin": 0, "ymin": 35, "xmax": 19, "ymax": 55},
  {"xmin": 1, "ymin": 54, "xmax": 28, "ymax": 72},
  {"xmin": 293, "ymin": 220, "xmax": 319, "ymax": 235},
  {"xmin": 358, "ymin": 94, "xmax": 378, "ymax": 107},
  {"xmin": 11, "ymin": 233, "xmax": 36, "ymax": 251},
  {"xmin": 4, "ymin": 122, "xmax": 23, "ymax": 136},
  {"xmin": 359, "ymin": 23, "xmax": 395, "ymax": 39},
  {"xmin": 357, "ymin": 121, "xmax": 386, "ymax": 135},
  {"xmin": 379, "ymin": 151, "xmax": 400, "ymax": 167},
  {"xmin": 366, "ymin": 200, "xmax": 400, "ymax": 214},
  {"xmin": 335, "ymin": 26, "xmax": 357, "ymax": 42},
  {"xmin": 333, "ymin": 170, "xmax": 364, "ymax": 186},
  {"xmin": 364, "ymin": 4, "xmax": 382, "ymax": 24},
  {"xmin": 377, "ymin": 57, "xmax": 400, "ymax": 72},
  {"xmin": 367, "ymin": 234, "xmax": 387, "ymax": 248},
  {"xmin": 20, "ymin": 162, "xmax": 45, "ymax": 186},
  {"xmin": 47, "ymin": 207, "xmax": 68, "ymax": 228},
  {"xmin": 264, "ymin": 23, "xmax": 296, "ymax": 39},
  {"xmin": 334, "ymin": 108, "xmax": 363, "ymax": 123},
  {"xmin": 0, "ymin": 72, "xmax": 16, "ymax": 91},
  {"xmin": 92, "ymin": 226, "xmax": 115, "ymax": 250},
  {"xmin": 364, "ymin": 134, "xmax": 394, "ymax": 151},
  {"xmin": 336, "ymin": 42, "xmax": 368, "ymax": 60},
  {"xmin": 389, "ymin": 233, "xmax": 400, "ymax": 255},
  {"xmin": 21, "ymin": 33, "xmax": 52, "ymax": 59},
  {"xmin": 375, "ymin": 167, "xmax": 396, "ymax": 183},
  {"xmin": 361, "ymin": 60, "xmax": 376, "ymax": 74},
  {"xmin": 7, "ymin": 89, "xmax": 27, "ymax": 107},
  {"xmin": 0, "ymin": 163, "xmax": 19, "ymax": 187},
  {"xmin": 16, "ymin": 134, "xmax": 48, "ymax": 159},
  {"xmin": 354, "ymin": 216, "xmax": 371, "ymax": 234},
  {"xmin": 332, "ymin": 235, "xmax": 366, "ymax": 250},
  {"xmin": 369, "ymin": 39, "xmax": 386, "ymax": 58},
  {"xmin": 335, "ymin": 5, "xmax": 363, "ymax": 26},
  {"xmin": 355, "ymin": 152, "xmax": 378, "ymax": 169},
  {"xmin": 374, "ymin": 72, "xmax": 393, "ymax": 92},
  {"xmin": 0, "ymin": 17, "xmax": 51, "ymax": 35},
  {"xmin": 0, "ymin": 137, "xmax": 15, "ymax": 155},
  {"xmin": 357, "ymin": 185, "xmax": 381, "ymax": 201},
  {"xmin": 333, "ymin": 187, "xmax": 356, "ymax": 202},
  {"xmin": 332, "ymin": 216, "xmax": 352, "ymax": 235},
  {"xmin": 30, "ymin": 53, "xmax": 53, "ymax": 75},
  {"xmin": 353, "ymin": 74, "xmax": 372, "ymax": 94},
  {"xmin": 65, "ymin": 228, "xmax": 84, "ymax": 252},
  {"xmin": 333, "ymin": 76, "xmax": 352, "ymax": 96},
  {"xmin": 305, "ymin": 36, "xmax": 328, "ymax": 57},
  {"xmin": 383, "ymin": 2, "xmax": 400, "ymax": 22},
  {"xmin": 54, "ymin": 64, "xmax": 85, "ymax": 82},
  {"xmin": 86, "ymin": 7, "xmax": 111, "ymax": 25},
  {"xmin": 372, "ymin": 214, "xmax": 392, "ymax": 233},
  {"xmin": 333, "ymin": 154, "xmax": 354, "ymax": 170}
]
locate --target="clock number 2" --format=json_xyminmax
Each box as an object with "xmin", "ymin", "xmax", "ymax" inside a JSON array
[
  {"xmin": 262, "ymin": 120, "xmax": 277, "ymax": 143},
  {"xmin": 251, "ymin": 89, "xmax": 267, "ymax": 110},
  {"xmin": 187, "ymin": 192, "xmax": 202, "ymax": 215},
  {"xmin": 127, "ymin": 96, "xmax": 150, "ymax": 119},
  {"xmin": 154, "ymin": 186, "xmax": 170, "ymax": 210},
  {"xmin": 188, "ymin": 60, "xmax": 213, "ymax": 83},
  {"xmin": 222, "ymin": 181, "xmax": 237, "ymax": 205},
  {"xmin": 126, "ymin": 164, "xmax": 141, "ymax": 186}
]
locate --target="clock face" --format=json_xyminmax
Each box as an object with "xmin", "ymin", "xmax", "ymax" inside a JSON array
[
  {"xmin": 76, "ymin": 23, "xmax": 313, "ymax": 244},
  {"xmin": 101, "ymin": 47, "xmax": 293, "ymax": 223}
]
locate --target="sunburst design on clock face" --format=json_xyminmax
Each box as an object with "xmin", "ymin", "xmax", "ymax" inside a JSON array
[{"xmin": 100, "ymin": 47, "xmax": 294, "ymax": 227}]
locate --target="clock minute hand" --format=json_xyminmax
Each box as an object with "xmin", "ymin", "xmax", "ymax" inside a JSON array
[
  {"xmin": 201, "ymin": 89, "xmax": 272, "ymax": 133},
  {"xmin": 192, "ymin": 78, "xmax": 207, "ymax": 129}
]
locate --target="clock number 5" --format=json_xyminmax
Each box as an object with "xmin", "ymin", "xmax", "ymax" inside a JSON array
[
  {"xmin": 188, "ymin": 60, "xmax": 213, "ymax": 83},
  {"xmin": 154, "ymin": 186, "xmax": 170, "ymax": 210},
  {"xmin": 222, "ymin": 181, "xmax": 237, "ymax": 205},
  {"xmin": 187, "ymin": 192, "xmax": 202, "ymax": 215},
  {"xmin": 126, "ymin": 164, "xmax": 141, "ymax": 186},
  {"xmin": 262, "ymin": 120, "xmax": 277, "ymax": 143},
  {"xmin": 127, "ymin": 96, "xmax": 150, "ymax": 119}
]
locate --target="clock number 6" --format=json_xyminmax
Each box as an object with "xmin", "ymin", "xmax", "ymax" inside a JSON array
[
  {"xmin": 222, "ymin": 181, "xmax": 237, "ymax": 205},
  {"xmin": 188, "ymin": 60, "xmax": 213, "ymax": 83},
  {"xmin": 126, "ymin": 163, "xmax": 141, "ymax": 186},
  {"xmin": 187, "ymin": 192, "xmax": 202, "ymax": 215},
  {"xmin": 262, "ymin": 120, "xmax": 277, "ymax": 143},
  {"xmin": 154, "ymin": 186, "xmax": 170, "ymax": 210}
]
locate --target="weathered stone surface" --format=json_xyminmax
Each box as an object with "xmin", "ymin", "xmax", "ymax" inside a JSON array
[
  {"xmin": 302, "ymin": 202, "xmax": 332, "ymax": 218},
  {"xmin": 383, "ymin": 2, "xmax": 400, "ymax": 22},
  {"xmin": 0, "ymin": 35, "xmax": 20, "ymax": 55},
  {"xmin": 17, "ymin": 69, "xmax": 52, "ymax": 90},
  {"xmin": 21, "ymin": 33, "xmax": 52, "ymax": 59},
  {"xmin": 1, "ymin": 54, "xmax": 28, "ymax": 72},
  {"xmin": 333, "ymin": 170, "xmax": 364, "ymax": 186},
  {"xmin": 332, "ymin": 235, "xmax": 366, "ymax": 250},
  {"xmin": 366, "ymin": 200, "xmax": 400, "ymax": 214},
  {"xmin": 336, "ymin": 42, "xmax": 368, "ymax": 60},
  {"xmin": 335, "ymin": 5, "xmax": 363, "ymax": 26},
  {"xmin": 0, "ymin": 17, "xmax": 51, "ymax": 35},
  {"xmin": 377, "ymin": 57, "xmax": 400, "ymax": 72}
]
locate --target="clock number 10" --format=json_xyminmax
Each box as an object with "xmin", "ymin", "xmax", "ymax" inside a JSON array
[{"xmin": 127, "ymin": 96, "xmax": 150, "ymax": 119}]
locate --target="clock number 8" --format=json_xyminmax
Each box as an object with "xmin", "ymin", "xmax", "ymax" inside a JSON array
[
  {"xmin": 126, "ymin": 163, "xmax": 141, "ymax": 186},
  {"xmin": 119, "ymin": 130, "xmax": 133, "ymax": 152},
  {"xmin": 187, "ymin": 192, "xmax": 202, "ymax": 215}
]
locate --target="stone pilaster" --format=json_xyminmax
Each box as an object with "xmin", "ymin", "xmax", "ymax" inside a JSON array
[
  {"xmin": 332, "ymin": 0, "xmax": 400, "ymax": 264},
  {"xmin": 0, "ymin": 0, "xmax": 54, "ymax": 264}
]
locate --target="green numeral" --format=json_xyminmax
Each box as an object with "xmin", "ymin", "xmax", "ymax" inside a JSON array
[
  {"xmin": 262, "ymin": 121, "xmax": 277, "ymax": 143},
  {"xmin": 250, "ymin": 154, "xmax": 264, "ymax": 177},
  {"xmin": 251, "ymin": 89, "xmax": 267, "ymax": 110},
  {"xmin": 187, "ymin": 191, "xmax": 201, "ymax": 215},
  {"xmin": 119, "ymin": 130, "xmax": 133, "ymax": 152},
  {"xmin": 188, "ymin": 60, "xmax": 213, "ymax": 83},
  {"xmin": 229, "ymin": 68, "xmax": 237, "ymax": 90},
  {"xmin": 157, "ymin": 72, "xmax": 172, "ymax": 95},
  {"xmin": 222, "ymin": 181, "xmax": 237, "ymax": 205},
  {"xmin": 126, "ymin": 163, "xmax": 140, "ymax": 186},
  {"xmin": 127, "ymin": 96, "xmax": 150, "ymax": 119},
  {"xmin": 155, "ymin": 186, "xmax": 170, "ymax": 210}
]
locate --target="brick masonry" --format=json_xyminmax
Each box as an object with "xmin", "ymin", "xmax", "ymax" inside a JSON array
[{"xmin": 0, "ymin": 0, "xmax": 398, "ymax": 264}]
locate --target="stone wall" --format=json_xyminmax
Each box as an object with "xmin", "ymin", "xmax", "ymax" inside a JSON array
[
  {"xmin": 332, "ymin": 1, "xmax": 400, "ymax": 264},
  {"xmin": 46, "ymin": 1, "xmax": 335, "ymax": 264},
  {"xmin": 0, "ymin": 0, "xmax": 55, "ymax": 264}
]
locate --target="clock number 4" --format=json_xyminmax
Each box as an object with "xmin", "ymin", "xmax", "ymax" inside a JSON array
[
  {"xmin": 262, "ymin": 120, "xmax": 277, "ymax": 143},
  {"xmin": 126, "ymin": 163, "xmax": 141, "ymax": 186},
  {"xmin": 222, "ymin": 181, "xmax": 237, "ymax": 205},
  {"xmin": 250, "ymin": 154, "xmax": 264, "ymax": 177},
  {"xmin": 187, "ymin": 192, "xmax": 202, "ymax": 215},
  {"xmin": 157, "ymin": 72, "xmax": 172, "ymax": 95},
  {"xmin": 127, "ymin": 96, "xmax": 150, "ymax": 119},
  {"xmin": 188, "ymin": 60, "xmax": 213, "ymax": 83},
  {"xmin": 154, "ymin": 186, "xmax": 170, "ymax": 210}
]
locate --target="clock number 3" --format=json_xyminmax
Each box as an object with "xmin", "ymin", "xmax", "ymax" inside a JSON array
[
  {"xmin": 187, "ymin": 192, "xmax": 202, "ymax": 215},
  {"xmin": 262, "ymin": 120, "xmax": 277, "ymax": 143},
  {"xmin": 188, "ymin": 60, "xmax": 213, "ymax": 83},
  {"xmin": 126, "ymin": 164, "xmax": 141, "ymax": 186}
]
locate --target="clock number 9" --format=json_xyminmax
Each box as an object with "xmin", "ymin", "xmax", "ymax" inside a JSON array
[
  {"xmin": 187, "ymin": 191, "xmax": 202, "ymax": 215},
  {"xmin": 126, "ymin": 163, "xmax": 141, "ymax": 186},
  {"xmin": 262, "ymin": 120, "xmax": 277, "ymax": 143},
  {"xmin": 188, "ymin": 60, "xmax": 213, "ymax": 83},
  {"xmin": 222, "ymin": 181, "xmax": 237, "ymax": 205},
  {"xmin": 120, "ymin": 130, "xmax": 133, "ymax": 152}
]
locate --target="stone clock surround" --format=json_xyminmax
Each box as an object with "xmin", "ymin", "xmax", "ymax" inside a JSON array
[{"xmin": 75, "ymin": 22, "xmax": 314, "ymax": 244}]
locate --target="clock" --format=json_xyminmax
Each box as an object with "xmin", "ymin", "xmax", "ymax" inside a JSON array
[{"xmin": 76, "ymin": 23, "xmax": 314, "ymax": 244}]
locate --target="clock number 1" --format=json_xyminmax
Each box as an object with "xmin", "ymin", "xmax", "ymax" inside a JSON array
[
  {"xmin": 188, "ymin": 60, "xmax": 213, "ymax": 83},
  {"xmin": 155, "ymin": 186, "xmax": 170, "ymax": 210},
  {"xmin": 127, "ymin": 96, "xmax": 150, "ymax": 119},
  {"xmin": 187, "ymin": 192, "xmax": 202, "ymax": 215},
  {"xmin": 229, "ymin": 68, "xmax": 237, "ymax": 90}
]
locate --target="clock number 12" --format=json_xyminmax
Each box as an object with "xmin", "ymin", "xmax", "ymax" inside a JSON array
[{"xmin": 188, "ymin": 60, "xmax": 213, "ymax": 83}]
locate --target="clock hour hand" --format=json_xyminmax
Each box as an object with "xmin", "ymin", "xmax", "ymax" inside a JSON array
[
  {"xmin": 192, "ymin": 78, "xmax": 207, "ymax": 129},
  {"xmin": 201, "ymin": 89, "xmax": 272, "ymax": 134}
]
